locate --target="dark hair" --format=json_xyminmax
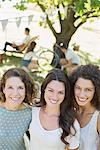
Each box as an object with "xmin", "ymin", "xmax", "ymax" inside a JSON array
[
  {"xmin": 0, "ymin": 68, "xmax": 36, "ymax": 105},
  {"xmin": 69, "ymin": 64, "xmax": 100, "ymax": 110},
  {"xmin": 51, "ymin": 43, "xmax": 65, "ymax": 69},
  {"xmin": 35, "ymin": 68, "xmax": 76, "ymax": 144},
  {"xmin": 26, "ymin": 41, "xmax": 36, "ymax": 53},
  {"xmin": 25, "ymin": 27, "xmax": 30, "ymax": 33}
]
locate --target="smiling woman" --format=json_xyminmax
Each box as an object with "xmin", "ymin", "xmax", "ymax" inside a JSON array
[
  {"xmin": 69, "ymin": 64, "xmax": 100, "ymax": 150},
  {"xmin": 29, "ymin": 68, "xmax": 80, "ymax": 150},
  {"xmin": 0, "ymin": 67, "xmax": 36, "ymax": 150}
]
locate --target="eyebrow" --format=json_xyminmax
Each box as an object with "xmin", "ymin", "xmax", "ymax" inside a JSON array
[
  {"xmin": 75, "ymin": 84, "xmax": 94, "ymax": 90},
  {"xmin": 47, "ymin": 86, "xmax": 65, "ymax": 92},
  {"xmin": 6, "ymin": 84, "xmax": 24, "ymax": 87}
]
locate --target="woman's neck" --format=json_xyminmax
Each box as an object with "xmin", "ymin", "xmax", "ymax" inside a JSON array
[
  {"xmin": 42, "ymin": 106, "xmax": 60, "ymax": 117},
  {"xmin": 78, "ymin": 105, "xmax": 95, "ymax": 114},
  {"xmin": 3, "ymin": 102, "xmax": 25, "ymax": 111}
]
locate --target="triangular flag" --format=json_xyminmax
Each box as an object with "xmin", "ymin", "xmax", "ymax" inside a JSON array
[
  {"xmin": 1, "ymin": 19, "xmax": 8, "ymax": 31},
  {"xmin": 16, "ymin": 17, "xmax": 21, "ymax": 28},
  {"xmin": 28, "ymin": 15, "xmax": 33, "ymax": 25}
]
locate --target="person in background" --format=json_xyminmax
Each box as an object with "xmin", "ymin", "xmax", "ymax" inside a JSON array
[
  {"xmin": 3, "ymin": 28, "xmax": 31, "ymax": 52},
  {"xmin": 29, "ymin": 68, "xmax": 80, "ymax": 150},
  {"xmin": 22, "ymin": 41, "xmax": 38, "ymax": 71},
  {"xmin": 0, "ymin": 68, "xmax": 36, "ymax": 150},
  {"xmin": 57, "ymin": 43, "xmax": 80, "ymax": 74},
  {"xmin": 51, "ymin": 43, "xmax": 65, "ymax": 69},
  {"xmin": 69, "ymin": 64, "xmax": 100, "ymax": 150}
]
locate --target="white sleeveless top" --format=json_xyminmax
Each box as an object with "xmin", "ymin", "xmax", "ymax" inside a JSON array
[
  {"xmin": 29, "ymin": 107, "xmax": 80, "ymax": 150},
  {"xmin": 80, "ymin": 110, "xmax": 100, "ymax": 150}
]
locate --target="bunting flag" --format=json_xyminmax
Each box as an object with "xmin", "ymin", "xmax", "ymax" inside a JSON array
[
  {"xmin": 41, "ymin": 13, "xmax": 46, "ymax": 21},
  {"xmin": 0, "ymin": 12, "xmax": 37, "ymax": 31},
  {"xmin": 28, "ymin": 15, "xmax": 33, "ymax": 25},
  {"xmin": 16, "ymin": 17, "xmax": 21, "ymax": 28},
  {"xmin": 1, "ymin": 19, "xmax": 8, "ymax": 31}
]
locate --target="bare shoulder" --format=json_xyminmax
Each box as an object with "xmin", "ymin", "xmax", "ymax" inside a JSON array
[{"xmin": 97, "ymin": 112, "xmax": 100, "ymax": 134}]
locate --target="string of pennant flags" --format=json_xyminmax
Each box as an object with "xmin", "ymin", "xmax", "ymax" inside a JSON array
[
  {"xmin": 0, "ymin": 10, "xmax": 43, "ymax": 31},
  {"xmin": 0, "ymin": 14, "xmax": 33, "ymax": 31}
]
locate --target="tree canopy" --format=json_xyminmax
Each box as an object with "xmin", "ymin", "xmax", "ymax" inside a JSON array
[{"xmin": 2, "ymin": 0, "xmax": 100, "ymax": 46}]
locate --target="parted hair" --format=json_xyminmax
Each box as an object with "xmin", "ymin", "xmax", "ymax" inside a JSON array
[
  {"xmin": 0, "ymin": 68, "xmax": 36, "ymax": 105},
  {"xmin": 35, "ymin": 68, "xmax": 76, "ymax": 144},
  {"xmin": 69, "ymin": 64, "xmax": 100, "ymax": 110}
]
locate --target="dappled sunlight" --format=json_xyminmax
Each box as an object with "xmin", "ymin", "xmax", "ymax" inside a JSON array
[{"xmin": 0, "ymin": 55, "xmax": 21, "ymax": 78}]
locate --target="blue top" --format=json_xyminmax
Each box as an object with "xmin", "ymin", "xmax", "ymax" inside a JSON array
[{"xmin": 0, "ymin": 106, "xmax": 32, "ymax": 150}]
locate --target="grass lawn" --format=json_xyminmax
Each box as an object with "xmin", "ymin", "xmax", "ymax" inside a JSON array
[
  {"xmin": 0, "ymin": 53, "xmax": 22, "ymax": 78},
  {"xmin": 0, "ymin": 50, "xmax": 99, "ymax": 81},
  {"xmin": 0, "ymin": 52, "xmax": 45, "ymax": 83}
]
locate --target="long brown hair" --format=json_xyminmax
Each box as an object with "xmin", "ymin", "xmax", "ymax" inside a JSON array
[{"xmin": 35, "ymin": 68, "xmax": 76, "ymax": 144}]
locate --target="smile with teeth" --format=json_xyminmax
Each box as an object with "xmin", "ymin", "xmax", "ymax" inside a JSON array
[
  {"xmin": 78, "ymin": 98, "xmax": 87, "ymax": 102},
  {"xmin": 50, "ymin": 98, "xmax": 58, "ymax": 104},
  {"xmin": 11, "ymin": 98, "xmax": 21, "ymax": 103}
]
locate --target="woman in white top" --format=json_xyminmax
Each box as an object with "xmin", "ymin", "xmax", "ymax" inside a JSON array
[
  {"xmin": 22, "ymin": 41, "xmax": 38, "ymax": 71},
  {"xmin": 29, "ymin": 68, "xmax": 80, "ymax": 150},
  {"xmin": 69, "ymin": 64, "xmax": 100, "ymax": 150},
  {"xmin": 56, "ymin": 43, "xmax": 80, "ymax": 74}
]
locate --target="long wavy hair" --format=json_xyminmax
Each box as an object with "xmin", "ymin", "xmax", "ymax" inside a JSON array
[
  {"xmin": 0, "ymin": 68, "xmax": 36, "ymax": 105},
  {"xmin": 69, "ymin": 64, "xmax": 100, "ymax": 110},
  {"xmin": 35, "ymin": 68, "xmax": 76, "ymax": 144}
]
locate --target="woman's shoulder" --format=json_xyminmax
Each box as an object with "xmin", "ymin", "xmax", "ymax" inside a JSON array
[
  {"xmin": 32, "ymin": 106, "xmax": 40, "ymax": 112},
  {"xmin": 93, "ymin": 110, "xmax": 100, "ymax": 119},
  {"xmin": 97, "ymin": 111, "xmax": 100, "ymax": 134}
]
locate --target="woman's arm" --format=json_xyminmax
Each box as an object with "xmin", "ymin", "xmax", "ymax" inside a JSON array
[
  {"xmin": 60, "ymin": 58, "xmax": 72, "ymax": 68},
  {"xmin": 97, "ymin": 113, "xmax": 100, "ymax": 150},
  {"xmin": 65, "ymin": 146, "xmax": 79, "ymax": 150}
]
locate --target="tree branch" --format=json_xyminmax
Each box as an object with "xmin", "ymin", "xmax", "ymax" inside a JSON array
[
  {"xmin": 56, "ymin": 4, "xmax": 62, "ymax": 28},
  {"xmin": 46, "ymin": 15, "xmax": 58, "ymax": 37},
  {"xmin": 76, "ymin": 10, "xmax": 100, "ymax": 29},
  {"xmin": 37, "ymin": 1, "xmax": 57, "ymax": 37}
]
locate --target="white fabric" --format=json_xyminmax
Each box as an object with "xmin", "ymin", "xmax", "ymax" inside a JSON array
[
  {"xmin": 29, "ymin": 107, "xmax": 80, "ymax": 150},
  {"xmin": 14, "ymin": 35, "xmax": 31, "ymax": 45},
  {"xmin": 65, "ymin": 49, "xmax": 80, "ymax": 65},
  {"xmin": 66, "ymin": 119, "xmax": 80, "ymax": 149},
  {"xmin": 22, "ymin": 35, "xmax": 31, "ymax": 44},
  {"xmin": 80, "ymin": 110, "xmax": 100, "ymax": 150},
  {"xmin": 23, "ymin": 51, "xmax": 38, "ymax": 60}
]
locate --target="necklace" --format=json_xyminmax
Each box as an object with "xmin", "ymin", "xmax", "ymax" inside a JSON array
[
  {"xmin": 77, "ymin": 110, "xmax": 95, "ymax": 122},
  {"xmin": 78, "ymin": 107, "xmax": 95, "ymax": 116},
  {"xmin": 79, "ymin": 111, "xmax": 94, "ymax": 116}
]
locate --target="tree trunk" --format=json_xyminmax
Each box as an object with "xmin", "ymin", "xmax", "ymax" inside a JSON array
[
  {"xmin": 38, "ymin": 2, "xmax": 78, "ymax": 47},
  {"xmin": 55, "ymin": 6, "xmax": 77, "ymax": 47}
]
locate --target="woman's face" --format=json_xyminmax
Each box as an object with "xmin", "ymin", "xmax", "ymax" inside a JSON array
[
  {"xmin": 3, "ymin": 77, "xmax": 25, "ymax": 108},
  {"xmin": 44, "ymin": 80, "xmax": 65, "ymax": 108},
  {"xmin": 74, "ymin": 77, "xmax": 95, "ymax": 107}
]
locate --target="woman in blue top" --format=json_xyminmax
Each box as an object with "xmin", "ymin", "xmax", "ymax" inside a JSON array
[{"xmin": 0, "ymin": 68, "xmax": 36, "ymax": 150}]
